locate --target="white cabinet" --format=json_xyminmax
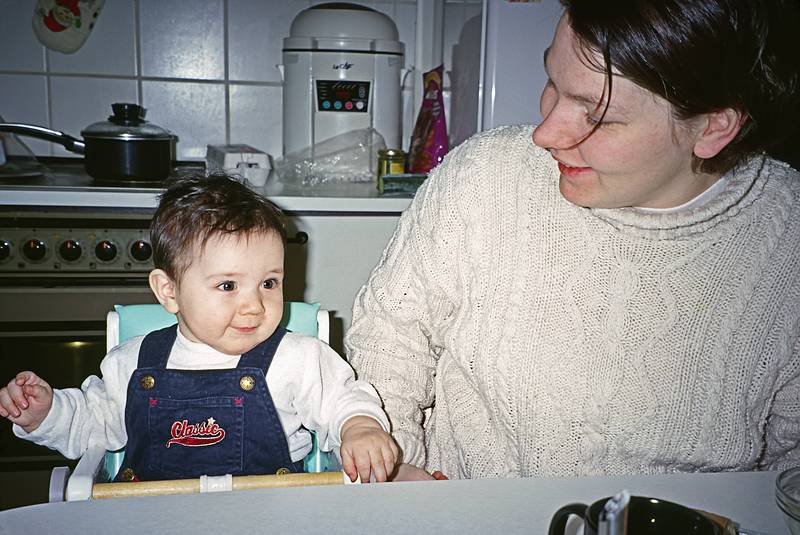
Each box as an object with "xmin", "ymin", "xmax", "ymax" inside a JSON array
[{"xmin": 282, "ymin": 212, "xmax": 402, "ymax": 352}]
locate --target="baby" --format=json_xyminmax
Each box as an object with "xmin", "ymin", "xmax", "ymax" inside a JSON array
[{"xmin": 0, "ymin": 173, "xmax": 398, "ymax": 483}]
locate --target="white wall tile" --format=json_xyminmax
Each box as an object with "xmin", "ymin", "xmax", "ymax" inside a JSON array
[
  {"xmin": 139, "ymin": 0, "xmax": 225, "ymax": 80},
  {"xmin": 0, "ymin": 1, "xmax": 46, "ymax": 72},
  {"xmin": 48, "ymin": 0, "xmax": 136, "ymax": 76},
  {"xmin": 0, "ymin": 74, "xmax": 51, "ymax": 156},
  {"xmin": 229, "ymin": 84, "xmax": 282, "ymax": 158},
  {"xmin": 228, "ymin": 0, "xmax": 307, "ymax": 83},
  {"xmin": 142, "ymin": 81, "xmax": 226, "ymax": 160},
  {"xmin": 49, "ymin": 77, "xmax": 138, "ymax": 156}
]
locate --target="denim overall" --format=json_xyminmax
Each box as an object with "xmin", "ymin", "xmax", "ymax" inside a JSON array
[{"xmin": 115, "ymin": 324, "xmax": 303, "ymax": 482}]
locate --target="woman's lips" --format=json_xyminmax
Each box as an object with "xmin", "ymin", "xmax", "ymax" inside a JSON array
[{"xmin": 557, "ymin": 161, "xmax": 592, "ymax": 176}]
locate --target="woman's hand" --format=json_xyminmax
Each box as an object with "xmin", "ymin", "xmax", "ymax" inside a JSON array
[
  {"xmin": 0, "ymin": 371, "xmax": 53, "ymax": 433},
  {"xmin": 340, "ymin": 415, "xmax": 400, "ymax": 483},
  {"xmin": 389, "ymin": 463, "xmax": 436, "ymax": 481}
]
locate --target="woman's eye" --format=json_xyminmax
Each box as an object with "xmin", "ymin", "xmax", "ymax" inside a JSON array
[
  {"xmin": 585, "ymin": 112, "xmax": 601, "ymax": 126},
  {"xmin": 217, "ymin": 281, "xmax": 236, "ymax": 291},
  {"xmin": 262, "ymin": 278, "xmax": 279, "ymax": 290}
]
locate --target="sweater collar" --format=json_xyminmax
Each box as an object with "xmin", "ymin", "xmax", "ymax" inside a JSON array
[{"xmin": 585, "ymin": 155, "xmax": 778, "ymax": 239}]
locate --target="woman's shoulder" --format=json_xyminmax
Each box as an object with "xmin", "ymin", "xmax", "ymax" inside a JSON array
[
  {"xmin": 423, "ymin": 124, "xmax": 555, "ymax": 199},
  {"xmin": 751, "ymin": 157, "xmax": 800, "ymax": 213},
  {"xmin": 446, "ymin": 124, "xmax": 547, "ymax": 168}
]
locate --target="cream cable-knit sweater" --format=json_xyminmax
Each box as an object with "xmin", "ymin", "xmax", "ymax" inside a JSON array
[{"xmin": 346, "ymin": 125, "xmax": 800, "ymax": 479}]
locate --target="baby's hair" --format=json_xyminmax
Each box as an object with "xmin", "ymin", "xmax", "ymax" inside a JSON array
[{"xmin": 150, "ymin": 172, "xmax": 286, "ymax": 281}]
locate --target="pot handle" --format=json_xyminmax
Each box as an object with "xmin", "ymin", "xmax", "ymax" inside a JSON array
[{"xmin": 0, "ymin": 123, "xmax": 85, "ymax": 154}]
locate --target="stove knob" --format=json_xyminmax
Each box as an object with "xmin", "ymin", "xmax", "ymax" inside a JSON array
[
  {"xmin": 129, "ymin": 240, "xmax": 152, "ymax": 262},
  {"xmin": 59, "ymin": 239, "xmax": 83, "ymax": 262},
  {"xmin": 95, "ymin": 240, "xmax": 118, "ymax": 262},
  {"xmin": 22, "ymin": 238, "xmax": 47, "ymax": 262},
  {"xmin": 0, "ymin": 240, "xmax": 11, "ymax": 261}
]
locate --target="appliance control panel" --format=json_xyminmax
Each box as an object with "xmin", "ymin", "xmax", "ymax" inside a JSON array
[
  {"xmin": 0, "ymin": 210, "xmax": 154, "ymax": 274},
  {"xmin": 316, "ymin": 80, "xmax": 370, "ymax": 112}
]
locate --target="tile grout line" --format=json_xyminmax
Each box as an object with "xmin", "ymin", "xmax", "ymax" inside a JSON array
[
  {"xmin": 134, "ymin": 0, "xmax": 143, "ymax": 104},
  {"xmin": 223, "ymin": 0, "xmax": 231, "ymax": 145},
  {"xmin": 43, "ymin": 44, "xmax": 53, "ymax": 156},
  {"xmin": 0, "ymin": 70, "xmax": 282, "ymax": 87}
]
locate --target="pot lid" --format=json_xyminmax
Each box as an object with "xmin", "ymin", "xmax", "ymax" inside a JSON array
[
  {"xmin": 81, "ymin": 103, "xmax": 175, "ymax": 140},
  {"xmin": 284, "ymin": 2, "xmax": 404, "ymax": 55}
]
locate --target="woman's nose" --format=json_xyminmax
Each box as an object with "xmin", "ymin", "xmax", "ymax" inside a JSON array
[{"xmin": 533, "ymin": 97, "xmax": 585, "ymax": 150}]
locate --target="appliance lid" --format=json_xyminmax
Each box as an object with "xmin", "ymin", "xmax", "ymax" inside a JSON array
[
  {"xmin": 81, "ymin": 103, "xmax": 175, "ymax": 141},
  {"xmin": 283, "ymin": 2, "xmax": 404, "ymax": 55}
]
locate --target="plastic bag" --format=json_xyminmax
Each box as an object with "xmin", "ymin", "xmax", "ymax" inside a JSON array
[
  {"xmin": 273, "ymin": 128, "xmax": 386, "ymax": 187},
  {"xmin": 408, "ymin": 65, "xmax": 449, "ymax": 173}
]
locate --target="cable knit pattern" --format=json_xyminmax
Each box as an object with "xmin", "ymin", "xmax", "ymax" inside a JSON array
[{"xmin": 346, "ymin": 125, "xmax": 800, "ymax": 479}]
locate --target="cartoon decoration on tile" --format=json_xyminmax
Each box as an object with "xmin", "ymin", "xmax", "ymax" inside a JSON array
[{"xmin": 32, "ymin": 0, "xmax": 105, "ymax": 54}]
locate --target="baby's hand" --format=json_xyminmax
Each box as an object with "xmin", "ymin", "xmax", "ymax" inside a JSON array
[
  {"xmin": 0, "ymin": 371, "xmax": 53, "ymax": 433},
  {"xmin": 340, "ymin": 415, "xmax": 399, "ymax": 483}
]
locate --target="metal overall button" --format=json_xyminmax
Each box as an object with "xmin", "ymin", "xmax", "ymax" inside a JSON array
[
  {"xmin": 276, "ymin": 467, "xmax": 290, "ymax": 475},
  {"xmin": 121, "ymin": 468, "xmax": 136, "ymax": 481},
  {"xmin": 140, "ymin": 375, "xmax": 155, "ymax": 390},
  {"xmin": 239, "ymin": 375, "xmax": 255, "ymax": 391}
]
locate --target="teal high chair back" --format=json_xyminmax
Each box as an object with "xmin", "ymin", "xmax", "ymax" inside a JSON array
[{"xmin": 51, "ymin": 302, "xmax": 339, "ymax": 502}]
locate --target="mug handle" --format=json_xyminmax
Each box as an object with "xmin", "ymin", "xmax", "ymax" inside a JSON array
[{"xmin": 548, "ymin": 503, "xmax": 588, "ymax": 535}]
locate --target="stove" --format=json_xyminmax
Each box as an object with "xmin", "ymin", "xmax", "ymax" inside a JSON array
[{"xmin": 0, "ymin": 156, "xmax": 207, "ymax": 275}]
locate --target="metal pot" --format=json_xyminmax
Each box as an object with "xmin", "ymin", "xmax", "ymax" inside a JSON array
[{"xmin": 0, "ymin": 103, "xmax": 177, "ymax": 183}]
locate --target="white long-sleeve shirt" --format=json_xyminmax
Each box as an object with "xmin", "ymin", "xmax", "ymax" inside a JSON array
[
  {"xmin": 347, "ymin": 125, "xmax": 800, "ymax": 479},
  {"xmin": 16, "ymin": 329, "xmax": 389, "ymax": 462}
]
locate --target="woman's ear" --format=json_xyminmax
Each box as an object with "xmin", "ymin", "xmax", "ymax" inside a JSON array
[
  {"xmin": 693, "ymin": 107, "xmax": 744, "ymax": 159},
  {"xmin": 149, "ymin": 269, "xmax": 180, "ymax": 314}
]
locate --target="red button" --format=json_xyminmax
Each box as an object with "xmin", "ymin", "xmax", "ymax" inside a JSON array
[{"xmin": 345, "ymin": 101, "xmax": 353, "ymax": 110}]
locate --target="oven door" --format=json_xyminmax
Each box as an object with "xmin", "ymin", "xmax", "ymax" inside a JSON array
[{"xmin": 0, "ymin": 282, "xmax": 157, "ymax": 472}]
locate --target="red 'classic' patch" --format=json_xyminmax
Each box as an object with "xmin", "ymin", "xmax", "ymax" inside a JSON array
[{"xmin": 166, "ymin": 417, "xmax": 226, "ymax": 447}]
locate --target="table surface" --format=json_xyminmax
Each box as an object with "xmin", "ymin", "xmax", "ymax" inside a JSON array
[{"xmin": 0, "ymin": 471, "xmax": 787, "ymax": 535}]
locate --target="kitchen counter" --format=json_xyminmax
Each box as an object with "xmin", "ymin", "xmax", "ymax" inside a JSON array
[
  {"xmin": 0, "ymin": 470, "xmax": 786, "ymax": 534},
  {"xmin": 0, "ymin": 175, "xmax": 414, "ymax": 213}
]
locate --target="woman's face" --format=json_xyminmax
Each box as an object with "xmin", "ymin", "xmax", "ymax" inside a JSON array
[{"xmin": 532, "ymin": 16, "xmax": 717, "ymax": 209}]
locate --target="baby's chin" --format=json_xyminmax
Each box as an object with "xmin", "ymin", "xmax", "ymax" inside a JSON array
[{"xmin": 211, "ymin": 340, "xmax": 261, "ymax": 357}]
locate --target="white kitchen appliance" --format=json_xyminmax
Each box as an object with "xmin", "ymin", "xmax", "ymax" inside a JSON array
[
  {"xmin": 478, "ymin": 0, "xmax": 565, "ymax": 131},
  {"xmin": 281, "ymin": 3, "xmax": 404, "ymax": 156}
]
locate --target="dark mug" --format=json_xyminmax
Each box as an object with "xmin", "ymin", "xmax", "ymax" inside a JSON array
[{"xmin": 548, "ymin": 495, "xmax": 723, "ymax": 535}]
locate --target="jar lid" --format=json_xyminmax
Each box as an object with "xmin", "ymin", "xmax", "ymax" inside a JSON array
[{"xmin": 81, "ymin": 103, "xmax": 175, "ymax": 141}]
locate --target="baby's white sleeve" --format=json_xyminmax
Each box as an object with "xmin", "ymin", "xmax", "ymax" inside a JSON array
[
  {"xmin": 13, "ymin": 339, "xmax": 140, "ymax": 459},
  {"xmin": 289, "ymin": 337, "xmax": 390, "ymax": 452}
]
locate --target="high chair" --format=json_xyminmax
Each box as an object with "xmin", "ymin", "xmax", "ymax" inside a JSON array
[{"xmin": 48, "ymin": 302, "xmax": 344, "ymax": 502}]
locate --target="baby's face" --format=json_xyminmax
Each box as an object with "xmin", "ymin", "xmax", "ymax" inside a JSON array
[{"xmin": 170, "ymin": 231, "xmax": 285, "ymax": 355}]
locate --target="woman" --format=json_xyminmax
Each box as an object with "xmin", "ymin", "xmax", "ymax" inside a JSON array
[{"xmin": 346, "ymin": 0, "xmax": 800, "ymax": 480}]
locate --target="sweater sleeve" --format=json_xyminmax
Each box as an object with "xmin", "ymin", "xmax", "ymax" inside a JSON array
[
  {"xmin": 345, "ymin": 138, "xmax": 475, "ymax": 467},
  {"xmin": 12, "ymin": 339, "xmax": 140, "ymax": 459},
  {"xmin": 761, "ymin": 337, "xmax": 800, "ymax": 470}
]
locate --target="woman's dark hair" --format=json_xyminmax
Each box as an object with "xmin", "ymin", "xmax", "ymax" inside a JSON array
[
  {"xmin": 561, "ymin": 0, "xmax": 800, "ymax": 174},
  {"xmin": 150, "ymin": 172, "xmax": 286, "ymax": 281}
]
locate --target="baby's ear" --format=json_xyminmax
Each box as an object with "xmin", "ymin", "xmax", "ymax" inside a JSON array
[{"xmin": 148, "ymin": 269, "xmax": 180, "ymax": 314}]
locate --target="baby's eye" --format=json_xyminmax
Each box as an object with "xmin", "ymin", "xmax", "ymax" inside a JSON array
[
  {"xmin": 217, "ymin": 281, "xmax": 236, "ymax": 292},
  {"xmin": 262, "ymin": 278, "xmax": 279, "ymax": 290}
]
